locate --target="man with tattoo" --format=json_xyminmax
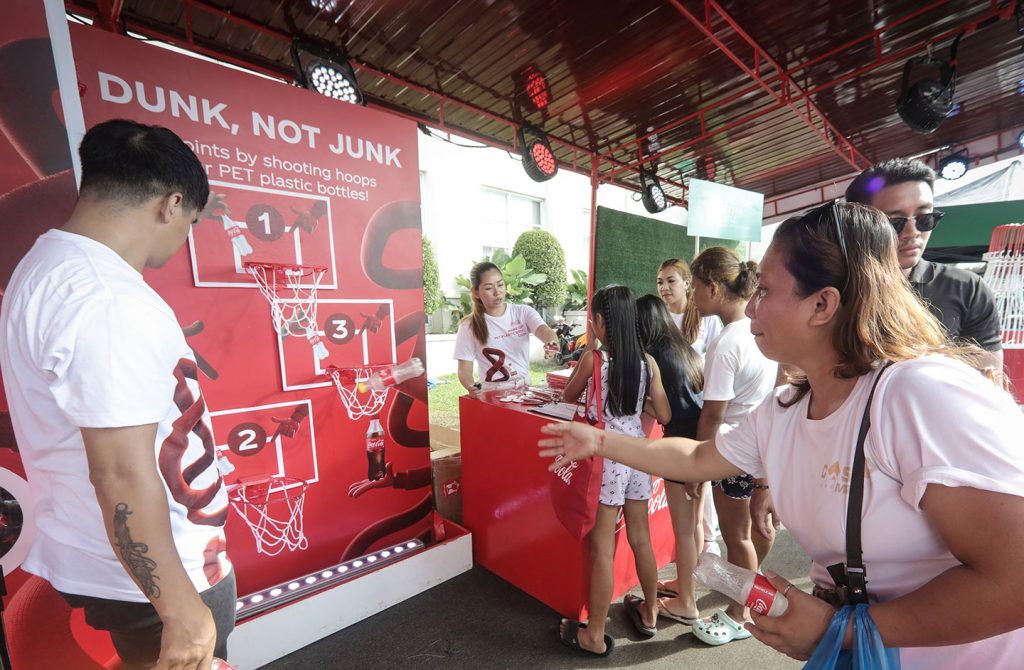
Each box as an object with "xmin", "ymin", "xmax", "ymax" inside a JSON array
[{"xmin": 0, "ymin": 119, "xmax": 233, "ymax": 669}]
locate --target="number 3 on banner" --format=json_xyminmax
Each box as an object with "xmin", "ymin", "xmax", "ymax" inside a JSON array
[{"xmin": 326, "ymin": 313, "xmax": 355, "ymax": 345}]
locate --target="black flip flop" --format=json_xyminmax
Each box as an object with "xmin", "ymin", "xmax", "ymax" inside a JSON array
[
  {"xmin": 559, "ymin": 619, "xmax": 615, "ymax": 657},
  {"xmin": 624, "ymin": 594, "xmax": 657, "ymax": 638}
]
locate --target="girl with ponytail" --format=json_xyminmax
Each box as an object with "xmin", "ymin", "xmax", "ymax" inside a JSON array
[
  {"xmin": 687, "ymin": 246, "xmax": 778, "ymax": 646},
  {"xmin": 557, "ymin": 285, "xmax": 670, "ymax": 656},
  {"xmin": 453, "ymin": 261, "xmax": 558, "ymax": 395}
]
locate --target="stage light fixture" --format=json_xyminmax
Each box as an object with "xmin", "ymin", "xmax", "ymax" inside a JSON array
[
  {"xmin": 640, "ymin": 173, "xmax": 668, "ymax": 213},
  {"xmin": 938, "ymin": 152, "xmax": 969, "ymax": 180},
  {"xmin": 523, "ymin": 65, "xmax": 550, "ymax": 111},
  {"xmin": 291, "ymin": 40, "xmax": 365, "ymax": 105},
  {"xmin": 896, "ymin": 32, "xmax": 963, "ymax": 134},
  {"xmin": 517, "ymin": 126, "xmax": 558, "ymax": 182}
]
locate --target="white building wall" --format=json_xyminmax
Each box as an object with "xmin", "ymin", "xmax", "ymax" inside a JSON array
[{"xmin": 417, "ymin": 129, "xmax": 690, "ymax": 297}]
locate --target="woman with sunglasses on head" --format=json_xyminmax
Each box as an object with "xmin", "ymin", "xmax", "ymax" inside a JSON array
[
  {"xmin": 540, "ymin": 201, "xmax": 1024, "ymax": 668},
  {"xmin": 686, "ymin": 247, "xmax": 778, "ymax": 646}
]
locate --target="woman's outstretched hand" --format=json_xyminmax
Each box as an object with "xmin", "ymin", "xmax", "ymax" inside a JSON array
[{"xmin": 538, "ymin": 422, "xmax": 604, "ymax": 469}]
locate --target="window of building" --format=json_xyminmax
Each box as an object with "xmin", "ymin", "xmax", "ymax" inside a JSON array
[{"xmin": 480, "ymin": 188, "xmax": 543, "ymax": 258}]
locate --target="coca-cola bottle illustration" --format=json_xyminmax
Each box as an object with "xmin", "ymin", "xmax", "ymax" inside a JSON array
[
  {"xmin": 358, "ymin": 357, "xmax": 425, "ymax": 392},
  {"xmin": 693, "ymin": 552, "xmax": 790, "ymax": 616},
  {"xmin": 366, "ymin": 417, "xmax": 386, "ymax": 481}
]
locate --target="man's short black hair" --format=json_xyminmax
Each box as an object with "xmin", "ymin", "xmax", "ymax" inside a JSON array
[
  {"xmin": 845, "ymin": 158, "xmax": 936, "ymax": 205},
  {"xmin": 78, "ymin": 119, "xmax": 209, "ymax": 212}
]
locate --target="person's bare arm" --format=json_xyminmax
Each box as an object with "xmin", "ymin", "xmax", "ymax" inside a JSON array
[
  {"xmin": 457, "ymin": 360, "xmax": 479, "ymax": 397},
  {"xmin": 83, "ymin": 425, "xmax": 216, "ymax": 670},
  {"xmin": 697, "ymin": 399, "xmax": 727, "ymax": 441},
  {"xmin": 562, "ymin": 349, "xmax": 595, "ymax": 404},
  {"xmin": 534, "ymin": 323, "xmax": 559, "ymax": 358},
  {"xmin": 645, "ymin": 355, "xmax": 671, "ymax": 424},
  {"xmin": 539, "ymin": 421, "xmax": 743, "ymax": 484}
]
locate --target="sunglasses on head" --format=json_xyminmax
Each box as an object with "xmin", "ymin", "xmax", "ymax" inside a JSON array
[
  {"xmin": 807, "ymin": 200, "xmax": 850, "ymax": 300},
  {"xmin": 888, "ymin": 211, "xmax": 943, "ymax": 235}
]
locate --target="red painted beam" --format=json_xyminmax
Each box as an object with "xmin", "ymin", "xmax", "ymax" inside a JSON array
[{"xmin": 95, "ymin": 0, "xmax": 123, "ymax": 32}]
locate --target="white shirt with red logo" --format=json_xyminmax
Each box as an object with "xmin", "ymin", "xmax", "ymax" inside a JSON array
[
  {"xmin": 453, "ymin": 303, "xmax": 545, "ymax": 383},
  {"xmin": 0, "ymin": 230, "xmax": 230, "ymax": 602},
  {"xmin": 716, "ymin": 356, "xmax": 1024, "ymax": 669}
]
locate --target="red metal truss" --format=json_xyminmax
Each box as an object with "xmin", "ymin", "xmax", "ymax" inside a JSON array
[
  {"xmin": 605, "ymin": 0, "xmax": 872, "ymax": 181},
  {"xmin": 68, "ymin": 0, "xmax": 688, "ymax": 199},
  {"xmin": 603, "ymin": 0, "xmax": 1011, "ymax": 181}
]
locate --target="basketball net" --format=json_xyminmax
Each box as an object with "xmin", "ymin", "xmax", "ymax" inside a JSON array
[
  {"xmin": 244, "ymin": 262, "xmax": 330, "ymax": 359},
  {"xmin": 982, "ymin": 223, "xmax": 1024, "ymax": 347},
  {"xmin": 228, "ymin": 477, "xmax": 308, "ymax": 556},
  {"xmin": 325, "ymin": 366, "xmax": 389, "ymax": 420}
]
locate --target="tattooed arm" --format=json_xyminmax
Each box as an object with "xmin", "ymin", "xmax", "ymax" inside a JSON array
[{"xmin": 83, "ymin": 424, "xmax": 217, "ymax": 670}]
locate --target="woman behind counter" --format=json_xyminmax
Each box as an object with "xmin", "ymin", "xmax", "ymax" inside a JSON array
[{"xmin": 454, "ymin": 261, "xmax": 557, "ymax": 395}]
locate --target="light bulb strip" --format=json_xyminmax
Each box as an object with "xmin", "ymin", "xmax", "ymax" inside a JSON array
[{"xmin": 234, "ymin": 538, "xmax": 426, "ymax": 620}]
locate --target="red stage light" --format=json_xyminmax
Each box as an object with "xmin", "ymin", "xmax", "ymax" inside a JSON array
[
  {"xmin": 526, "ymin": 71, "xmax": 550, "ymax": 110},
  {"xmin": 518, "ymin": 126, "xmax": 558, "ymax": 182}
]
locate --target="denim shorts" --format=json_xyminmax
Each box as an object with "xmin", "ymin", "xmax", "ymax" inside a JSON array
[{"xmin": 59, "ymin": 570, "xmax": 236, "ymax": 668}]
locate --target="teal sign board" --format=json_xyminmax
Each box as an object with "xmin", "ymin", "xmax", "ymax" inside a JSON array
[{"xmin": 687, "ymin": 179, "xmax": 764, "ymax": 242}]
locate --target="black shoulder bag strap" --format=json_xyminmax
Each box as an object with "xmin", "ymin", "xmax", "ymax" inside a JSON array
[{"xmin": 827, "ymin": 361, "xmax": 894, "ymax": 606}]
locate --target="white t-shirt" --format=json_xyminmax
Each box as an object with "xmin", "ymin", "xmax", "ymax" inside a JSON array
[
  {"xmin": 670, "ymin": 312, "xmax": 722, "ymax": 356},
  {"xmin": 703, "ymin": 318, "xmax": 777, "ymax": 426},
  {"xmin": 0, "ymin": 230, "xmax": 230, "ymax": 602},
  {"xmin": 453, "ymin": 303, "xmax": 545, "ymax": 383},
  {"xmin": 716, "ymin": 356, "xmax": 1024, "ymax": 669}
]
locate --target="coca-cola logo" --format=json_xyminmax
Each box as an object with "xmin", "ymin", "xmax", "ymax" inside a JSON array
[
  {"xmin": 553, "ymin": 457, "xmax": 579, "ymax": 485},
  {"xmin": 745, "ymin": 574, "xmax": 776, "ymax": 614},
  {"xmin": 367, "ymin": 437, "xmax": 385, "ymax": 449}
]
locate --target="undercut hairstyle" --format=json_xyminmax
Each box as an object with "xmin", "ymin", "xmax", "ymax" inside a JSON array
[
  {"xmin": 591, "ymin": 285, "xmax": 647, "ymax": 417},
  {"xmin": 78, "ymin": 119, "xmax": 209, "ymax": 212},
  {"xmin": 690, "ymin": 247, "xmax": 758, "ymax": 301},
  {"xmin": 844, "ymin": 158, "xmax": 936, "ymax": 205},
  {"xmin": 771, "ymin": 201, "xmax": 996, "ymax": 406},
  {"xmin": 658, "ymin": 258, "xmax": 701, "ymax": 345}
]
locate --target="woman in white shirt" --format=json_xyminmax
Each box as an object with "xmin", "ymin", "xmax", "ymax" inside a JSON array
[
  {"xmin": 453, "ymin": 261, "xmax": 558, "ymax": 394},
  {"xmin": 540, "ymin": 202, "xmax": 1024, "ymax": 669},
  {"xmin": 688, "ymin": 247, "xmax": 778, "ymax": 645},
  {"xmin": 657, "ymin": 258, "xmax": 722, "ymax": 355}
]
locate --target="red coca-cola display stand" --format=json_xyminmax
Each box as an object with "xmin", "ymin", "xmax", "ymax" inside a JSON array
[{"xmin": 460, "ymin": 391, "xmax": 675, "ymax": 619}]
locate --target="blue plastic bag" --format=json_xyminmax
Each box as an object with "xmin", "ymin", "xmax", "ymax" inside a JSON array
[{"xmin": 804, "ymin": 604, "xmax": 900, "ymax": 669}]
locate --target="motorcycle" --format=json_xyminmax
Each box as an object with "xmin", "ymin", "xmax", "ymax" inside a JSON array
[{"xmin": 554, "ymin": 319, "xmax": 586, "ymax": 366}]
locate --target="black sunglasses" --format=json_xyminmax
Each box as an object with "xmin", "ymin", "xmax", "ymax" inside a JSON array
[
  {"xmin": 888, "ymin": 211, "xmax": 943, "ymax": 235},
  {"xmin": 808, "ymin": 200, "xmax": 850, "ymax": 300}
]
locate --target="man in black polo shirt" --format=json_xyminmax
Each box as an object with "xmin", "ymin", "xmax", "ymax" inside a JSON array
[{"xmin": 846, "ymin": 158, "xmax": 1003, "ymax": 371}]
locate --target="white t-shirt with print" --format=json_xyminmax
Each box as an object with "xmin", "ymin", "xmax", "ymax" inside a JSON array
[
  {"xmin": 0, "ymin": 230, "xmax": 230, "ymax": 602},
  {"xmin": 703, "ymin": 318, "xmax": 777, "ymax": 426},
  {"xmin": 453, "ymin": 303, "xmax": 545, "ymax": 383},
  {"xmin": 670, "ymin": 312, "xmax": 722, "ymax": 356},
  {"xmin": 715, "ymin": 356, "xmax": 1024, "ymax": 669}
]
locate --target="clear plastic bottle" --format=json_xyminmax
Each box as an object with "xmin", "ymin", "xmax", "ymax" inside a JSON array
[
  {"xmin": 693, "ymin": 552, "xmax": 789, "ymax": 616},
  {"xmin": 359, "ymin": 357, "xmax": 425, "ymax": 391}
]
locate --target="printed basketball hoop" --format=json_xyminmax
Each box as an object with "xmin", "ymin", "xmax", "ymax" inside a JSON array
[
  {"xmin": 325, "ymin": 365, "xmax": 389, "ymax": 420},
  {"xmin": 228, "ymin": 476, "xmax": 308, "ymax": 556},
  {"xmin": 244, "ymin": 261, "xmax": 329, "ymax": 360},
  {"xmin": 982, "ymin": 223, "xmax": 1024, "ymax": 347}
]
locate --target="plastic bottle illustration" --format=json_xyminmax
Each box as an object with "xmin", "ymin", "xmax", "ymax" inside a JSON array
[
  {"xmin": 693, "ymin": 552, "xmax": 789, "ymax": 616},
  {"xmin": 365, "ymin": 417, "xmax": 387, "ymax": 481}
]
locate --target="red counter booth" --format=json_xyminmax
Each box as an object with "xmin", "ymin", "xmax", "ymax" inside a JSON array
[{"xmin": 460, "ymin": 392, "xmax": 675, "ymax": 619}]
